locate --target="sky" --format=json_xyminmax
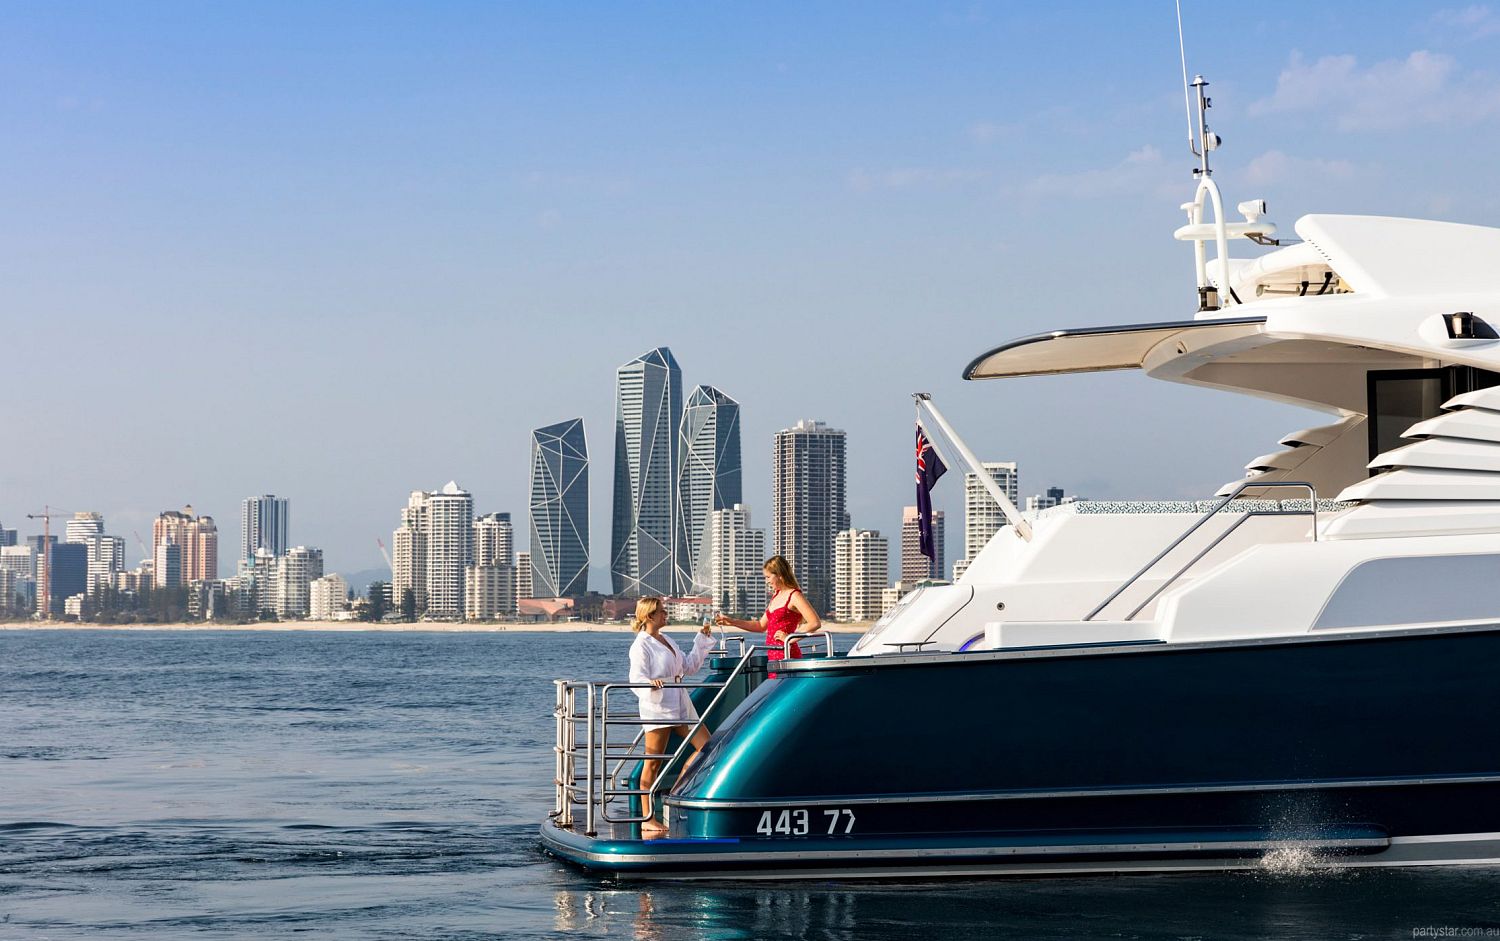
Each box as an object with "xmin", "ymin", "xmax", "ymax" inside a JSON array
[{"xmin": 4, "ymin": 0, "xmax": 1500, "ymax": 587}]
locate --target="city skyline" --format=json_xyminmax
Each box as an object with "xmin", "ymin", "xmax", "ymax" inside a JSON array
[{"xmin": 0, "ymin": 2, "xmax": 1435, "ymax": 590}]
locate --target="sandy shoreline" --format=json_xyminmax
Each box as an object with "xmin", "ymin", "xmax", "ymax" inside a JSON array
[{"xmin": 0, "ymin": 620, "xmax": 871, "ymax": 634}]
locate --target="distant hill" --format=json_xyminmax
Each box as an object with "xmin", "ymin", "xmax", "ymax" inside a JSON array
[{"xmin": 340, "ymin": 568, "xmax": 390, "ymax": 595}]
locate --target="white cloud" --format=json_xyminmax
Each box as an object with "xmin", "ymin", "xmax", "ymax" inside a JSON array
[
  {"xmin": 967, "ymin": 120, "xmax": 1017, "ymax": 142},
  {"xmin": 1020, "ymin": 145, "xmax": 1174, "ymax": 199},
  {"xmin": 846, "ymin": 167, "xmax": 987, "ymax": 192},
  {"xmin": 1250, "ymin": 49, "xmax": 1500, "ymax": 131},
  {"xmin": 1432, "ymin": 5, "xmax": 1500, "ymax": 38},
  {"xmin": 1243, "ymin": 149, "xmax": 1363, "ymax": 186}
]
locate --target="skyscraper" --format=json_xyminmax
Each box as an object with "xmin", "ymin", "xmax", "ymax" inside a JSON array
[
  {"xmin": 531, "ymin": 419, "xmax": 590, "ymax": 598},
  {"xmin": 153, "ymin": 541, "xmax": 182, "ymax": 589},
  {"xmin": 0, "ymin": 524, "xmax": 16, "ymax": 548},
  {"xmin": 64, "ymin": 512, "xmax": 103, "ymax": 545},
  {"xmin": 241, "ymin": 495, "xmax": 290, "ymax": 562},
  {"xmin": 900, "ymin": 506, "xmax": 946, "ymax": 585},
  {"xmin": 43, "ymin": 542, "xmax": 88, "ymax": 615},
  {"xmin": 772, "ymin": 419, "xmax": 848, "ymax": 615},
  {"xmin": 391, "ymin": 490, "xmax": 429, "ymax": 612},
  {"xmin": 677, "ymin": 385, "xmax": 742, "ymax": 594},
  {"xmin": 309, "ymin": 573, "xmax": 348, "ymax": 621},
  {"xmin": 834, "ymin": 528, "xmax": 888, "ymax": 623},
  {"xmin": 1026, "ymin": 486, "xmax": 1073, "ymax": 513},
  {"xmin": 612, "ymin": 347, "xmax": 682, "ymax": 596},
  {"xmin": 474, "ymin": 512, "xmax": 514, "ymax": 568},
  {"xmin": 963, "ymin": 462, "xmax": 1019, "ymax": 562},
  {"xmin": 152, "ymin": 507, "xmax": 218, "ymax": 582},
  {"xmin": 706, "ymin": 504, "xmax": 766, "ymax": 618},
  {"xmin": 425, "ymin": 482, "xmax": 473, "ymax": 619}
]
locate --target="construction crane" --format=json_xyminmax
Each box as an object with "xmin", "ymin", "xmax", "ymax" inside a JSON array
[
  {"xmin": 376, "ymin": 537, "xmax": 393, "ymax": 570},
  {"xmin": 24, "ymin": 505, "xmax": 68, "ymax": 620}
]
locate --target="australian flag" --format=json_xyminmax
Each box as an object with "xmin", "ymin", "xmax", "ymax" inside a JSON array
[{"xmin": 915, "ymin": 425, "xmax": 947, "ymax": 560}]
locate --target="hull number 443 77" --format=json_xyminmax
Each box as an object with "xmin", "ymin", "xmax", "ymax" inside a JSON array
[{"xmin": 756, "ymin": 808, "xmax": 856, "ymax": 836}]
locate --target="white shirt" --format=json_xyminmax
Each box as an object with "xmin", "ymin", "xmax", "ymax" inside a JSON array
[{"xmin": 629, "ymin": 630, "xmax": 716, "ymax": 730}]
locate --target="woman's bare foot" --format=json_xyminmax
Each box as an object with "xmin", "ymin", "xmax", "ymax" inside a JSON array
[{"xmin": 640, "ymin": 818, "xmax": 669, "ymax": 836}]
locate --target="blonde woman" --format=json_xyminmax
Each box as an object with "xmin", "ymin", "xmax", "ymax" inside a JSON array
[
  {"xmin": 628, "ymin": 596, "xmax": 716, "ymax": 833},
  {"xmin": 716, "ymin": 555, "xmax": 822, "ymax": 668}
]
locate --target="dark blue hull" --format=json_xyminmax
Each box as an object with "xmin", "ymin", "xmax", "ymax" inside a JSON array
[{"xmin": 542, "ymin": 624, "xmax": 1500, "ymax": 878}]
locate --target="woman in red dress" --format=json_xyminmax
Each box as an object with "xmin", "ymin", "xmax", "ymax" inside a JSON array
[{"xmin": 716, "ymin": 555, "xmax": 822, "ymax": 666}]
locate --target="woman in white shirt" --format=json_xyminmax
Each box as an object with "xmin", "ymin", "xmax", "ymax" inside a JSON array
[{"xmin": 628, "ymin": 596, "xmax": 716, "ymax": 833}]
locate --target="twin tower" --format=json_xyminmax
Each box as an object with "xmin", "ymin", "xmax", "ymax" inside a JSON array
[{"xmin": 529, "ymin": 346, "xmax": 741, "ymax": 600}]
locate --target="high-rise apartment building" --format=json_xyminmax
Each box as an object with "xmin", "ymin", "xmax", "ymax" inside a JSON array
[
  {"xmin": 612, "ymin": 347, "xmax": 682, "ymax": 597},
  {"xmin": 153, "ymin": 541, "xmax": 182, "ymax": 589},
  {"xmin": 531, "ymin": 419, "xmax": 590, "ymax": 598},
  {"xmin": 677, "ymin": 385, "xmax": 742, "ymax": 594},
  {"xmin": 425, "ymin": 483, "xmax": 473, "ymax": 619},
  {"xmin": 0, "ymin": 545, "xmax": 35, "ymax": 580},
  {"xmin": 964, "ymin": 462, "xmax": 1020, "ymax": 562},
  {"xmin": 0, "ymin": 524, "xmax": 16, "ymax": 548},
  {"xmin": 241, "ymin": 495, "xmax": 290, "ymax": 562},
  {"xmin": 309, "ymin": 573, "xmax": 348, "ymax": 621},
  {"xmin": 39, "ymin": 541, "xmax": 87, "ymax": 615},
  {"xmin": 275, "ymin": 546, "xmax": 324, "ymax": 619},
  {"xmin": 64, "ymin": 512, "xmax": 103, "ymax": 545},
  {"xmin": 152, "ymin": 507, "xmax": 218, "ymax": 582},
  {"xmin": 474, "ymin": 512, "xmax": 514, "ymax": 568},
  {"xmin": 834, "ymin": 528, "xmax": 888, "ymax": 623},
  {"xmin": 465, "ymin": 564, "xmax": 516, "ymax": 620},
  {"xmin": 705, "ymin": 504, "xmax": 766, "ymax": 618},
  {"xmin": 772, "ymin": 420, "xmax": 848, "ymax": 615},
  {"xmin": 900, "ymin": 506, "xmax": 946, "ymax": 585},
  {"xmin": 391, "ymin": 490, "xmax": 429, "ymax": 613},
  {"xmin": 515, "ymin": 550, "xmax": 533, "ymax": 601}
]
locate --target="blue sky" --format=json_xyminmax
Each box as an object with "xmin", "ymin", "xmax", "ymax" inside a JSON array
[{"xmin": 4, "ymin": 1, "xmax": 1499, "ymax": 586}]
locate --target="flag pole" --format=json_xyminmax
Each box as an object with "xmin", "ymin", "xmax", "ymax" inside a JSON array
[{"xmin": 913, "ymin": 393, "xmax": 1033, "ymax": 542}]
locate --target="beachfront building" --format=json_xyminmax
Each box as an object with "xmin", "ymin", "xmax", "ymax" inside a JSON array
[
  {"xmin": 465, "ymin": 564, "xmax": 516, "ymax": 620},
  {"xmin": 275, "ymin": 546, "xmax": 324, "ymax": 619},
  {"xmin": 425, "ymin": 483, "xmax": 473, "ymax": 619},
  {"xmin": 474, "ymin": 512, "xmax": 514, "ymax": 568},
  {"xmin": 153, "ymin": 541, "xmax": 182, "ymax": 589},
  {"xmin": 676, "ymin": 385, "xmax": 742, "ymax": 594},
  {"xmin": 309, "ymin": 573, "xmax": 348, "ymax": 621},
  {"xmin": 516, "ymin": 551, "xmax": 534, "ymax": 601},
  {"xmin": 705, "ymin": 503, "xmax": 767, "ymax": 619},
  {"xmin": 392, "ymin": 489, "xmax": 429, "ymax": 613},
  {"xmin": 834, "ymin": 528, "xmax": 888, "ymax": 623},
  {"xmin": 773, "ymin": 420, "xmax": 848, "ymax": 615},
  {"xmin": 152, "ymin": 507, "xmax": 218, "ymax": 583},
  {"xmin": 612, "ymin": 347, "xmax": 682, "ymax": 597}
]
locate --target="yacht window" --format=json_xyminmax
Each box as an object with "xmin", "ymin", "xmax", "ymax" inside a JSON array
[
  {"xmin": 1366, "ymin": 367, "xmax": 1500, "ymax": 465},
  {"xmin": 1314, "ymin": 554, "xmax": 1500, "ymax": 629}
]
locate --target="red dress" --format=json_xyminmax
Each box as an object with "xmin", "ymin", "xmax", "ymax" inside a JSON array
[{"xmin": 765, "ymin": 589, "xmax": 804, "ymax": 664}]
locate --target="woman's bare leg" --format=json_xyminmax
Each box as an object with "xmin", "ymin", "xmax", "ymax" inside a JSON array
[{"xmin": 640, "ymin": 728, "xmax": 671, "ymax": 829}]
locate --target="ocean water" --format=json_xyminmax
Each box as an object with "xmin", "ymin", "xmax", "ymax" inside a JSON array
[{"xmin": 2, "ymin": 629, "xmax": 1499, "ymax": 940}]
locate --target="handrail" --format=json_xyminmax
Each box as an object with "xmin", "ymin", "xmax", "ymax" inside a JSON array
[
  {"xmin": 593, "ymin": 643, "xmax": 761, "ymax": 833},
  {"xmin": 783, "ymin": 630, "xmax": 834, "ymax": 659},
  {"xmin": 1083, "ymin": 480, "xmax": 1318, "ymax": 622}
]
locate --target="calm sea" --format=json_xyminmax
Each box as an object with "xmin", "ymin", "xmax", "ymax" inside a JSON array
[{"xmin": 1, "ymin": 629, "xmax": 1498, "ymax": 940}]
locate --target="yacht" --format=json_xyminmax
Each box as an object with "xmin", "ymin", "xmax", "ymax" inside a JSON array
[{"xmin": 542, "ymin": 77, "xmax": 1500, "ymax": 878}]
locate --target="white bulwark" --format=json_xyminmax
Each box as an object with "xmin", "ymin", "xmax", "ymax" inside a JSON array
[
  {"xmin": 706, "ymin": 503, "xmax": 767, "ymax": 618},
  {"xmin": 834, "ymin": 528, "xmax": 888, "ymax": 623}
]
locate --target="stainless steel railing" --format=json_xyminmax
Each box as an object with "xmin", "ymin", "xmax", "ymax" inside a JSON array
[
  {"xmin": 1083, "ymin": 480, "xmax": 1319, "ymax": 622},
  {"xmin": 553, "ymin": 641, "xmax": 763, "ymax": 836}
]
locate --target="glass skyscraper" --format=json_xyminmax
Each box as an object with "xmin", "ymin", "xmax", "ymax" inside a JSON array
[
  {"xmin": 531, "ymin": 418, "xmax": 591, "ymax": 598},
  {"xmin": 676, "ymin": 385, "xmax": 742, "ymax": 594},
  {"xmin": 611, "ymin": 347, "xmax": 682, "ymax": 597},
  {"xmin": 241, "ymin": 495, "xmax": 289, "ymax": 563},
  {"xmin": 772, "ymin": 419, "xmax": 849, "ymax": 615}
]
